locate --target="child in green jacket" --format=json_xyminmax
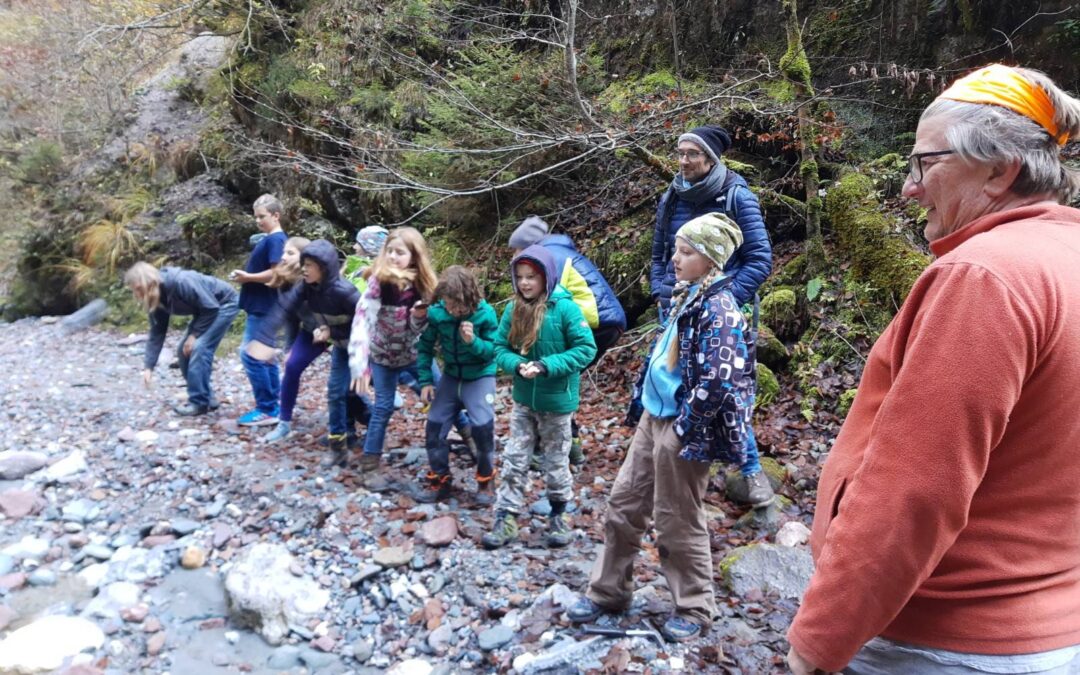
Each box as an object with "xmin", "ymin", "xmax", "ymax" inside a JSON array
[
  {"xmin": 483, "ymin": 246, "xmax": 596, "ymax": 549},
  {"xmin": 414, "ymin": 266, "xmax": 500, "ymax": 504}
]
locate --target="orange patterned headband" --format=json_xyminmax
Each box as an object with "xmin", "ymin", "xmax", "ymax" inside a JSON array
[{"xmin": 939, "ymin": 64, "xmax": 1067, "ymax": 146}]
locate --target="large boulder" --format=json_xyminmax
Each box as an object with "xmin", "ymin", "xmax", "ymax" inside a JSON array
[
  {"xmin": 224, "ymin": 543, "xmax": 330, "ymax": 645},
  {"xmin": 0, "ymin": 616, "xmax": 105, "ymax": 673},
  {"xmin": 0, "ymin": 452, "xmax": 48, "ymax": 480},
  {"xmin": 719, "ymin": 543, "xmax": 814, "ymax": 599}
]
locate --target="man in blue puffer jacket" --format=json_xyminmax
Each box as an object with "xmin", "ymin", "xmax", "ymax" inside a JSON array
[
  {"xmin": 650, "ymin": 124, "xmax": 775, "ymax": 507},
  {"xmin": 509, "ymin": 216, "xmax": 627, "ymax": 465}
]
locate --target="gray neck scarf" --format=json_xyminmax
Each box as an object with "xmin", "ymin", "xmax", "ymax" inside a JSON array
[{"xmin": 671, "ymin": 163, "xmax": 728, "ymax": 205}]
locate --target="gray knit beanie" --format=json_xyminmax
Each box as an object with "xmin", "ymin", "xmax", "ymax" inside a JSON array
[{"xmin": 508, "ymin": 216, "xmax": 550, "ymax": 249}]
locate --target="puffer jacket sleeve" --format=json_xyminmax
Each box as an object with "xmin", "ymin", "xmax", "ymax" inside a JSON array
[
  {"xmin": 674, "ymin": 291, "xmax": 752, "ymax": 463},
  {"xmin": 348, "ymin": 285, "xmax": 377, "ymax": 380},
  {"xmin": 727, "ymin": 186, "xmax": 773, "ymax": 306},
  {"xmin": 465, "ymin": 303, "xmax": 499, "ymax": 363},
  {"xmin": 650, "ymin": 190, "xmax": 672, "ymax": 301},
  {"xmin": 416, "ymin": 321, "xmax": 438, "ymax": 387},
  {"xmin": 538, "ymin": 299, "xmax": 597, "ymax": 378},
  {"xmin": 494, "ymin": 303, "xmax": 528, "ymax": 375}
]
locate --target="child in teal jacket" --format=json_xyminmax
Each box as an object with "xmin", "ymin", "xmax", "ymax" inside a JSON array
[{"xmin": 483, "ymin": 245, "xmax": 596, "ymax": 550}]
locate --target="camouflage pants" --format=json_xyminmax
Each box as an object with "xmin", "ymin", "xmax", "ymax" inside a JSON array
[{"xmin": 495, "ymin": 403, "xmax": 574, "ymax": 514}]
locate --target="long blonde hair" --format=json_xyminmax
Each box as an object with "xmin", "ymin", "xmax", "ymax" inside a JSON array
[
  {"xmin": 507, "ymin": 262, "xmax": 548, "ymax": 356},
  {"xmin": 124, "ymin": 261, "xmax": 162, "ymax": 312},
  {"xmin": 666, "ymin": 266, "xmax": 725, "ymax": 371},
  {"xmin": 364, "ymin": 227, "xmax": 438, "ymax": 301},
  {"xmin": 268, "ymin": 236, "xmax": 311, "ymax": 289}
]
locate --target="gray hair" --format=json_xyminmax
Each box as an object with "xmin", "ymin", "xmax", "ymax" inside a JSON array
[
  {"xmin": 253, "ymin": 193, "xmax": 283, "ymax": 215},
  {"xmin": 922, "ymin": 67, "xmax": 1080, "ymax": 203}
]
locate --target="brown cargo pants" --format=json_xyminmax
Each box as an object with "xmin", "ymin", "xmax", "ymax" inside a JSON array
[{"xmin": 586, "ymin": 410, "xmax": 716, "ymax": 624}]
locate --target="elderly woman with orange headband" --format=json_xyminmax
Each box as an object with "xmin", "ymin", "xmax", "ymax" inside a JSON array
[{"xmin": 787, "ymin": 64, "xmax": 1080, "ymax": 674}]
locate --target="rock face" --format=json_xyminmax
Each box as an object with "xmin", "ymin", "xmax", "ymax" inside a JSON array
[
  {"xmin": 224, "ymin": 543, "xmax": 330, "ymax": 645},
  {"xmin": 720, "ymin": 543, "xmax": 815, "ymax": 600},
  {"xmin": 0, "ymin": 616, "xmax": 105, "ymax": 673}
]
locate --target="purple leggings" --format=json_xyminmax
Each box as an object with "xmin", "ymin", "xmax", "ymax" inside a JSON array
[{"xmin": 279, "ymin": 331, "xmax": 325, "ymax": 423}]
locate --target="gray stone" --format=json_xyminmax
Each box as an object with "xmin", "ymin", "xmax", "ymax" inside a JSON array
[
  {"xmin": 82, "ymin": 544, "xmax": 114, "ymax": 561},
  {"xmin": 299, "ymin": 646, "xmax": 338, "ymax": 670},
  {"xmin": 267, "ymin": 645, "xmax": 302, "ymax": 669},
  {"xmin": 62, "ymin": 499, "xmax": 100, "ymax": 524},
  {"xmin": 351, "ymin": 564, "xmax": 382, "ymax": 585},
  {"xmin": 720, "ymin": 543, "xmax": 815, "ymax": 599},
  {"xmin": 0, "ymin": 556, "xmax": 14, "ymax": 576},
  {"xmin": 27, "ymin": 569, "xmax": 56, "ymax": 587},
  {"xmin": 60, "ymin": 298, "xmax": 108, "ymax": 333},
  {"xmin": 529, "ymin": 499, "xmax": 552, "ymax": 516},
  {"xmin": 83, "ymin": 581, "xmax": 142, "ymax": 619},
  {"xmin": 373, "ymin": 546, "xmax": 411, "ymax": 568},
  {"xmin": 427, "ymin": 624, "xmax": 453, "ymax": 653},
  {"xmin": 41, "ymin": 450, "xmax": 88, "ymax": 481},
  {"xmin": 352, "ymin": 638, "xmax": 374, "ymax": 663},
  {"xmin": 149, "ymin": 569, "xmax": 228, "ymax": 621},
  {"xmin": 170, "ymin": 518, "xmax": 200, "ymax": 536},
  {"xmin": 2, "ymin": 536, "xmax": 50, "ymax": 560},
  {"xmin": 477, "ymin": 624, "xmax": 514, "ymax": 652},
  {"xmin": 0, "ymin": 452, "xmax": 48, "ymax": 480}
]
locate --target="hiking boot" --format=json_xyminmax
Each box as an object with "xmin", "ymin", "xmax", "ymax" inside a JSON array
[
  {"xmin": 566, "ymin": 596, "xmax": 608, "ymax": 623},
  {"xmin": 530, "ymin": 446, "xmax": 543, "ymax": 471},
  {"xmin": 238, "ymin": 409, "xmax": 278, "ymax": 427},
  {"xmin": 264, "ymin": 421, "xmax": 292, "ymax": 444},
  {"xmin": 173, "ymin": 402, "xmax": 209, "ymax": 417},
  {"xmin": 743, "ymin": 471, "xmax": 775, "ymax": 507},
  {"xmin": 357, "ymin": 453, "xmax": 380, "ymax": 473},
  {"xmin": 474, "ymin": 473, "xmax": 495, "ymax": 506},
  {"xmin": 481, "ymin": 511, "xmax": 519, "ymax": 550},
  {"xmin": 322, "ymin": 434, "xmax": 349, "ymax": 468},
  {"xmin": 414, "ymin": 473, "xmax": 452, "ymax": 503},
  {"xmin": 568, "ymin": 438, "xmax": 585, "ymax": 466},
  {"xmin": 545, "ymin": 512, "xmax": 572, "ymax": 548},
  {"xmin": 660, "ymin": 615, "xmax": 704, "ymax": 643}
]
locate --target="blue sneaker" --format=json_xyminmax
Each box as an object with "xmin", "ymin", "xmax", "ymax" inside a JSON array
[
  {"xmin": 238, "ymin": 410, "xmax": 278, "ymax": 427},
  {"xmin": 660, "ymin": 615, "xmax": 703, "ymax": 643},
  {"xmin": 566, "ymin": 596, "xmax": 607, "ymax": 623}
]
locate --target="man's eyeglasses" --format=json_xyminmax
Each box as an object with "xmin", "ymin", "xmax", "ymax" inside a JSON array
[
  {"xmin": 675, "ymin": 150, "xmax": 705, "ymax": 160},
  {"xmin": 907, "ymin": 150, "xmax": 955, "ymax": 184}
]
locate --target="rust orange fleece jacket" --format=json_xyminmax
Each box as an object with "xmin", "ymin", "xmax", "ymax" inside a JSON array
[{"xmin": 788, "ymin": 203, "xmax": 1080, "ymax": 671}]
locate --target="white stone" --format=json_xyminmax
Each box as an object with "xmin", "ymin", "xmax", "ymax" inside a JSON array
[
  {"xmin": 134, "ymin": 430, "xmax": 159, "ymax": 444},
  {"xmin": 776, "ymin": 521, "xmax": 812, "ymax": 547},
  {"xmin": 39, "ymin": 450, "xmax": 88, "ymax": 481},
  {"xmin": 78, "ymin": 563, "xmax": 109, "ymax": 589},
  {"xmin": 82, "ymin": 581, "xmax": 141, "ymax": 619},
  {"xmin": 2, "ymin": 536, "xmax": 49, "ymax": 560},
  {"xmin": 225, "ymin": 631, "xmax": 239, "ymax": 644},
  {"xmin": 386, "ymin": 658, "xmax": 433, "ymax": 675},
  {"xmin": 0, "ymin": 616, "xmax": 105, "ymax": 673},
  {"xmin": 408, "ymin": 583, "xmax": 429, "ymax": 600},
  {"xmin": 224, "ymin": 543, "xmax": 331, "ymax": 645},
  {"xmin": 670, "ymin": 656, "xmax": 685, "ymax": 670},
  {"xmin": 389, "ymin": 578, "xmax": 409, "ymax": 601}
]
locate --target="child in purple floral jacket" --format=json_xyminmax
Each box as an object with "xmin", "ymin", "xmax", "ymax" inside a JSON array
[
  {"xmin": 348, "ymin": 227, "xmax": 439, "ymax": 488},
  {"xmin": 566, "ymin": 212, "xmax": 754, "ymax": 644}
]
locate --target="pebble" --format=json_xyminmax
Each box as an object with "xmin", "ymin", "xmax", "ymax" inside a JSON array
[
  {"xmin": 268, "ymin": 645, "xmax": 302, "ymax": 669},
  {"xmin": 352, "ymin": 638, "xmax": 374, "ymax": 663},
  {"xmin": 82, "ymin": 544, "xmax": 114, "ymax": 561},
  {"xmin": 477, "ymin": 624, "xmax": 514, "ymax": 651},
  {"xmin": 180, "ymin": 546, "xmax": 206, "ymax": 569},
  {"xmin": 374, "ymin": 546, "xmax": 412, "ymax": 568},
  {"xmin": 145, "ymin": 631, "xmax": 166, "ymax": 656},
  {"xmin": 27, "ymin": 568, "xmax": 56, "ymax": 586},
  {"xmin": 419, "ymin": 517, "xmax": 458, "ymax": 547}
]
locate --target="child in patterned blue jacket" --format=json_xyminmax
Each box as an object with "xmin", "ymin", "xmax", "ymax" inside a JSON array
[{"xmin": 567, "ymin": 212, "xmax": 755, "ymax": 644}]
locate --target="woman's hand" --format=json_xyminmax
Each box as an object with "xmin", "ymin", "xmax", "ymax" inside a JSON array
[
  {"xmin": 182, "ymin": 335, "xmax": 197, "ymax": 357},
  {"xmin": 411, "ymin": 301, "xmax": 429, "ymax": 322},
  {"xmin": 421, "ymin": 385, "xmax": 435, "ymax": 403},
  {"xmin": 352, "ymin": 375, "xmax": 371, "ymax": 398},
  {"xmin": 142, "ymin": 369, "xmax": 153, "ymax": 388},
  {"xmin": 459, "ymin": 321, "xmax": 474, "ymax": 345},
  {"xmin": 229, "ymin": 269, "xmax": 251, "ymax": 284},
  {"xmin": 518, "ymin": 361, "xmax": 542, "ymax": 379},
  {"xmin": 313, "ymin": 326, "xmax": 330, "ymax": 344},
  {"xmin": 787, "ymin": 646, "xmax": 829, "ymax": 675}
]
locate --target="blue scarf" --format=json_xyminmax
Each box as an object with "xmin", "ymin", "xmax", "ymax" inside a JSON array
[{"xmin": 671, "ymin": 163, "xmax": 728, "ymax": 205}]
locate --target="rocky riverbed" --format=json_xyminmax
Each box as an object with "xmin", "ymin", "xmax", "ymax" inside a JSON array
[{"xmin": 0, "ymin": 317, "xmax": 813, "ymax": 674}]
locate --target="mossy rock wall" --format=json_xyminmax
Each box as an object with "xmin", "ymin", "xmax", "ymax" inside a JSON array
[{"xmin": 826, "ymin": 172, "xmax": 930, "ymax": 305}]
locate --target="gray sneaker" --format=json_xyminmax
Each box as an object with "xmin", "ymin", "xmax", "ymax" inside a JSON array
[{"xmin": 546, "ymin": 513, "xmax": 572, "ymax": 548}]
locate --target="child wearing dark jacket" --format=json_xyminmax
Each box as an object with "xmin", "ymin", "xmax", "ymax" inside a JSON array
[
  {"xmin": 567, "ymin": 213, "xmax": 755, "ymax": 643},
  {"xmin": 248, "ymin": 239, "xmax": 360, "ymax": 467},
  {"xmin": 414, "ymin": 266, "xmax": 500, "ymax": 504}
]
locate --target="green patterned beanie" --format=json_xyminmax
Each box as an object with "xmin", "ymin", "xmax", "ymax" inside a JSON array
[{"xmin": 675, "ymin": 212, "xmax": 744, "ymax": 268}]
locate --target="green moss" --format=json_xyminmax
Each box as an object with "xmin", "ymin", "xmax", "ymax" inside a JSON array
[
  {"xmin": 761, "ymin": 288, "xmax": 797, "ymax": 330},
  {"xmin": 756, "ymin": 324, "xmax": 790, "ymax": 371},
  {"xmin": 756, "ymin": 363, "xmax": 780, "ymax": 408},
  {"xmin": 826, "ymin": 172, "xmax": 930, "ymax": 304},
  {"xmin": 724, "ymin": 158, "xmax": 760, "ymax": 179},
  {"xmin": 287, "ymin": 79, "xmax": 336, "ymax": 103},
  {"xmin": 837, "ymin": 388, "xmax": 858, "ymax": 417}
]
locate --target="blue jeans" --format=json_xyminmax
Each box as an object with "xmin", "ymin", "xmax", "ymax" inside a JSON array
[
  {"xmin": 740, "ymin": 429, "xmax": 762, "ymax": 477},
  {"xmin": 178, "ymin": 299, "xmax": 239, "ymax": 408},
  {"xmin": 327, "ymin": 345, "xmax": 350, "ymax": 436},
  {"xmin": 845, "ymin": 636, "xmax": 1080, "ymax": 674},
  {"xmin": 363, "ymin": 361, "xmax": 468, "ymax": 457},
  {"xmin": 240, "ymin": 313, "xmax": 280, "ymax": 415}
]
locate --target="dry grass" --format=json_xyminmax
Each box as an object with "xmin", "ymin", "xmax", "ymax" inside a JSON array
[{"xmin": 78, "ymin": 218, "xmax": 141, "ymax": 275}]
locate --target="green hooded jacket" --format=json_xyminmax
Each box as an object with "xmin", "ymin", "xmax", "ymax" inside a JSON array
[
  {"xmin": 416, "ymin": 299, "xmax": 499, "ymax": 385},
  {"xmin": 494, "ymin": 245, "xmax": 597, "ymax": 414}
]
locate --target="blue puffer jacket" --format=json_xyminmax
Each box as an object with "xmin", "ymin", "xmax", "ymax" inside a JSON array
[
  {"xmin": 650, "ymin": 171, "xmax": 772, "ymax": 308},
  {"xmin": 539, "ymin": 234, "xmax": 626, "ymax": 332}
]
